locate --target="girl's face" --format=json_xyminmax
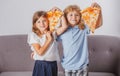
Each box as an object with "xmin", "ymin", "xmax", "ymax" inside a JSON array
[
  {"xmin": 67, "ymin": 11, "xmax": 80, "ymax": 27},
  {"xmin": 35, "ymin": 16, "xmax": 49, "ymax": 33}
]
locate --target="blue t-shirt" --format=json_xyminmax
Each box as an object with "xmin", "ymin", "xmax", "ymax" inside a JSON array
[{"xmin": 57, "ymin": 25, "xmax": 90, "ymax": 71}]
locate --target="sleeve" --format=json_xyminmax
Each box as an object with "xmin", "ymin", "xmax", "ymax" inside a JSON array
[
  {"xmin": 56, "ymin": 35, "xmax": 62, "ymax": 41},
  {"xmin": 52, "ymin": 30, "xmax": 62, "ymax": 41},
  {"xmin": 54, "ymin": 31, "xmax": 62, "ymax": 41},
  {"xmin": 84, "ymin": 24, "xmax": 90, "ymax": 34},
  {"xmin": 52, "ymin": 30, "xmax": 62, "ymax": 42},
  {"xmin": 27, "ymin": 32, "xmax": 39, "ymax": 45}
]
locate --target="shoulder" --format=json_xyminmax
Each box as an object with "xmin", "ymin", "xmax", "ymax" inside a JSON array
[
  {"xmin": 84, "ymin": 24, "xmax": 89, "ymax": 29},
  {"xmin": 28, "ymin": 32, "xmax": 39, "ymax": 39},
  {"xmin": 27, "ymin": 32, "xmax": 40, "ymax": 44},
  {"xmin": 83, "ymin": 24, "xmax": 90, "ymax": 34},
  {"xmin": 59, "ymin": 28, "xmax": 71, "ymax": 37}
]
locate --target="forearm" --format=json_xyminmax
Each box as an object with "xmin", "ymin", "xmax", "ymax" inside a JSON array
[
  {"xmin": 96, "ymin": 9, "xmax": 103, "ymax": 29},
  {"xmin": 38, "ymin": 40, "xmax": 52, "ymax": 55},
  {"xmin": 56, "ymin": 16, "xmax": 68, "ymax": 36},
  {"xmin": 33, "ymin": 40, "xmax": 52, "ymax": 56}
]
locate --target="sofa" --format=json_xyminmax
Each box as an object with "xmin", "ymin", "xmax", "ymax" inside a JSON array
[{"xmin": 0, "ymin": 34, "xmax": 120, "ymax": 76}]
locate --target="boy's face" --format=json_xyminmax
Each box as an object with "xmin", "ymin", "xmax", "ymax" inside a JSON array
[
  {"xmin": 35, "ymin": 16, "xmax": 49, "ymax": 32},
  {"xmin": 67, "ymin": 11, "xmax": 80, "ymax": 27}
]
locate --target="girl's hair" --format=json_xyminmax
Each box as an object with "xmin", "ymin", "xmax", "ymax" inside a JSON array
[
  {"xmin": 32, "ymin": 11, "xmax": 49, "ymax": 36},
  {"xmin": 63, "ymin": 5, "xmax": 85, "ymax": 30}
]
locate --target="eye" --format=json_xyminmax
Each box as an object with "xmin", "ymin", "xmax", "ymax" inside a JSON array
[
  {"xmin": 75, "ymin": 14, "xmax": 79, "ymax": 16},
  {"xmin": 69, "ymin": 14, "xmax": 73, "ymax": 17},
  {"xmin": 43, "ymin": 20, "xmax": 47, "ymax": 23},
  {"xmin": 37, "ymin": 21, "xmax": 40, "ymax": 23}
]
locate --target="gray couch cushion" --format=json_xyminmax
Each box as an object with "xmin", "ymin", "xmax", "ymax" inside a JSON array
[
  {"xmin": 0, "ymin": 72, "xmax": 115, "ymax": 76},
  {"xmin": 88, "ymin": 35, "xmax": 120, "ymax": 73},
  {"xmin": 0, "ymin": 35, "xmax": 120, "ymax": 76},
  {"xmin": 0, "ymin": 71, "xmax": 32, "ymax": 76},
  {"xmin": 89, "ymin": 72, "xmax": 115, "ymax": 76},
  {"xmin": 0, "ymin": 72, "xmax": 64, "ymax": 76},
  {"xmin": 0, "ymin": 35, "xmax": 34, "ymax": 72}
]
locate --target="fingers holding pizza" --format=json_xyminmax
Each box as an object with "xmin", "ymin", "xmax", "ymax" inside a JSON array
[{"xmin": 91, "ymin": 2, "xmax": 101, "ymax": 9}]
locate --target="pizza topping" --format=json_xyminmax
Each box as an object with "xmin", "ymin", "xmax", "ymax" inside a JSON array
[
  {"xmin": 81, "ymin": 7, "xmax": 100, "ymax": 33},
  {"xmin": 47, "ymin": 10, "xmax": 63, "ymax": 32}
]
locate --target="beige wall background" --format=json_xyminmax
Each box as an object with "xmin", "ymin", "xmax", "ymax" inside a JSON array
[{"xmin": 0, "ymin": 0, "xmax": 120, "ymax": 37}]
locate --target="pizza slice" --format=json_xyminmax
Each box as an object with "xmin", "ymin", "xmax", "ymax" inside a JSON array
[
  {"xmin": 47, "ymin": 10, "xmax": 63, "ymax": 32},
  {"xmin": 81, "ymin": 7, "xmax": 100, "ymax": 33}
]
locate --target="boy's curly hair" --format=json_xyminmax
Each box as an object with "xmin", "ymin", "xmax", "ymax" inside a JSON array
[{"xmin": 63, "ymin": 5, "xmax": 85, "ymax": 30}]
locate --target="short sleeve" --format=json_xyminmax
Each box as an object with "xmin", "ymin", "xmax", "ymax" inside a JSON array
[
  {"xmin": 56, "ymin": 35, "xmax": 62, "ymax": 41},
  {"xmin": 27, "ymin": 32, "xmax": 39, "ymax": 45},
  {"xmin": 84, "ymin": 24, "xmax": 90, "ymax": 34}
]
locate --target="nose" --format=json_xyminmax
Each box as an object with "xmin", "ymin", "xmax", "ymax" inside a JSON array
[
  {"xmin": 72, "ymin": 15, "xmax": 76, "ymax": 19},
  {"xmin": 41, "ymin": 21, "xmax": 44, "ymax": 25}
]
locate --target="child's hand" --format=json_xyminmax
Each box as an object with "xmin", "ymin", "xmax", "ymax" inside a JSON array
[
  {"xmin": 46, "ymin": 31, "xmax": 53, "ymax": 42},
  {"xmin": 50, "ymin": 7, "xmax": 62, "ymax": 12},
  {"xmin": 91, "ymin": 2, "xmax": 101, "ymax": 9},
  {"xmin": 91, "ymin": 2, "xmax": 103, "ymax": 29},
  {"xmin": 31, "ymin": 52, "xmax": 34, "ymax": 60}
]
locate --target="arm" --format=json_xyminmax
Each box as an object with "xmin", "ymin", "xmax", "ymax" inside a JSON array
[
  {"xmin": 96, "ymin": 8, "xmax": 103, "ymax": 29},
  {"xmin": 50, "ymin": 7, "xmax": 68, "ymax": 36},
  {"xmin": 56, "ymin": 15, "xmax": 68, "ymax": 36},
  {"xmin": 30, "ymin": 52, "xmax": 34, "ymax": 59},
  {"xmin": 91, "ymin": 2, "xmax": 103, "ymax": 29},
  {"xmin": 32, "ymin": 32, "xmax": 53, "ymax": 56}
]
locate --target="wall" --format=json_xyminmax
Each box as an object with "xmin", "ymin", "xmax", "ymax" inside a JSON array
[{"xmin": 0, "ymin": 0, "xmax": 120, "ymax": 37}]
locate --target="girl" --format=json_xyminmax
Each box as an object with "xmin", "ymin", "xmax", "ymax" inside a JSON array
[
  {"xmin": 28, "ymin": 8, "xmax": 67, "ymax": 76},
  {"xmin": 57, "ymin": 2, "xmax": 103, "ymax": 76}
]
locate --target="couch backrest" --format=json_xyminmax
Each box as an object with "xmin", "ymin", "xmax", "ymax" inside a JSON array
[
  {"xmin": 88, "ymin": 35, "xmax": 120, "ymax": 73},
  {"xmin": 0, "ymin": 35, "xmax": 34, "ymax": 72},
  {"xmin": 0, "ymin": 35, "xmax": 120, "ymax": 73}
]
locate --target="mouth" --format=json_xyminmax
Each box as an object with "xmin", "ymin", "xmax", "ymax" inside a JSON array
[
  {"xmin": 71, "ymin": 19, "xmax": 76, "ymax": 21},
  {"xmin": 70, "ymin": 20, "xmax": 77, "ymax": 23}
]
